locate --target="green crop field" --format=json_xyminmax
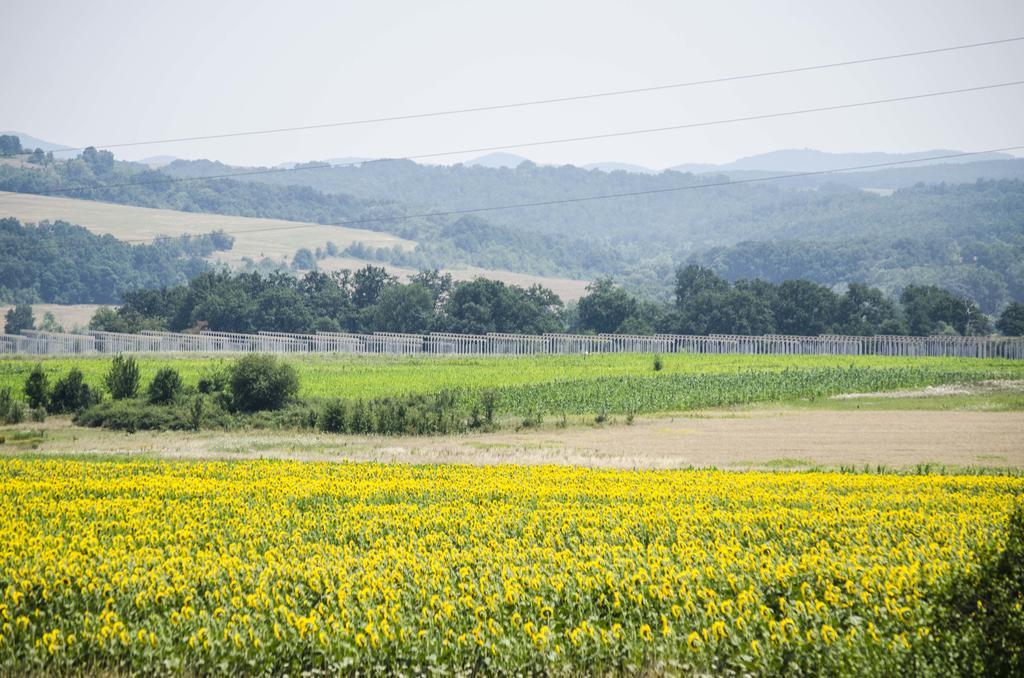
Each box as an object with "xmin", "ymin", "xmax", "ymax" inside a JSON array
[{"xmin": 2, "ymin": 353, "xmax": 1022, "ymax": 417}]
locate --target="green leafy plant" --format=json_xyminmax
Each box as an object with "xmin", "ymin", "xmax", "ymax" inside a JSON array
[
  {"xmin": 228, "ymin": 354, "xmax": 300, "ymax": 413},
  {"xmin": 23, "ymin": 364, "xmax": 49, "ymax": 410},
  {"xmin": 48, "ymin": 368, "xmax": 98, "ymax": 414},
  {"xmin": 147, "ymin": 367, "xmax": 183, "ymax": 405},
  {"xmin": 104, "ymin": 355, "xmax": 141, "ymax": 400}
]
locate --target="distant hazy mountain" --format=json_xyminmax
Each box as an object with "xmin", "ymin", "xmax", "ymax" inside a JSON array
[
  {"xmin": 670, "ymin": 148, "xmax": 1016, "ymax": 174},
  {"xmin": 582, "ymin": 162, "xmax": 657, "ymax": 174},
  {"xmin": 0, "ymin": 131, "xmax": 75, "ymax": 157},
  {"xmin": 325, "ymin": 156, "xmax": 375, "ymax": 167},
  {"xmin": 137, "ymin": 155, "xmax": 180, "ymax": 167},
  {"xmin": 462, "ymin": 152, "xmax": 531, "ymax": 169}
]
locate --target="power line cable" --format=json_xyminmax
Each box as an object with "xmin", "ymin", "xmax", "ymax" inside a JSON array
[
  {"xmin": 9, "ymin": 34, "xmax": 1024, "ymax": 156},
  {"xmin": 12, "ymin": 79, "xmax": 1024, "ymax": 197},
  {"xmin": 106, "ymin": 144, "xmax": 1023, "ymax": 243}
]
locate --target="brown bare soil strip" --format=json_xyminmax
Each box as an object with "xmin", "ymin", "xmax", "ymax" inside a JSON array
[
  {"xmin": 831, "ymin": 379, "xmax": 1024, "ymax": 400},
  {"xmin": 9, "ymin": 409, "xmax": 1023, "ymax": 470}
]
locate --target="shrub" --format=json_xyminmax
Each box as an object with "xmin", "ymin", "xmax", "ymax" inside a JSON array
[
  {"xmin": 104, "ymin": 355, "xmax": 141, "ymax": 400},
  {"xmin": 0, "ymin": 387, "xmax": 25, "ymax": 424},
  {"xmin": 24, "ymin": 364, "xmax": 49, "ymax": 409},
  {"xmin": 228, "ymin": 355, "xmax": 300, "ymax": 412},
  {"xmin": 29, "ymin": 407, "xmax": 46, "ymax": 423},
  {"xmin": 653, "ymin": 354, "xmax": 663, "ymax": 371},
  {"xmin": 48, "ymin": 369, "xmax": 98, "ymax": 414},
  {"xmin": 197, "ymin": 367, "xmax": 229, "ymax": 394},
  {"xmin": 319, "ymin": 392, "xmax": 467, "ymax": 436},
  {"xmin": 320, "ymin": 400, "xmax": 348, "ymax": 433},
  {"xmin": 148, "ymin": 367, "xmax": 183, "ymax": 405},
  {"xmin": 75, "ymin": 400, "xmax": 192, "ymax": 432},
  {"xmin": 189, "ymin": 396, "xmax": 204, "ymax": 431},
  {"xmin": 75, "ymin": 398, "xmax": 232, "ymax": 432}
]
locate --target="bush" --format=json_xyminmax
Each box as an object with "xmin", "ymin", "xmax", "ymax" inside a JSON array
[
  {"xmin": 228, "ymin": 354, "xmax": 299, "ymax": 412},
  {"xmin": 48, "ymin": 368, "xmax": 98, "ymax": 414},
  {"xmin": 75, "ymin": 398, "xmax": 232, "ymax": 432},
  {"xmin": 104, "ymin": 355, "xmax": 140, "ymax": 400},
  {"xmin": 197, "ymin": 367, "xmax": 229, "ymax": 394},
  {"xmin": 653, "ymin": 354, "xmax": 663, "ymax": 371},
  {"xmin": 320, "ymin": 400, "xmax": 348, "ymax": 433},
  {"xmin": 75, "ymin": 399, "xmax": 193, "ymax": 432},
  {"xmin": 148, "ymin": 367, "xmax": 183, "ymax": 405},
  {"xmin": 319, "ymin": 392, "xmax": 467, "ymax": 436},
  {"xmin": 29, "ymin": 407, "xmax": 46, "ymax": 423},
  {"xmin": 24, "ymin": 364, "xmax": 49, "ymax": 409},
  {"xmin": 0, "ymin": 387, "xmax": 25, "ymax": 424},
  {"xmin": 189, "ymin": 395, "xmax": 204, "ymax": 431}
]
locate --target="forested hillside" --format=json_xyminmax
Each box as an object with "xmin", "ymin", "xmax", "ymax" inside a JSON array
[
  {"xmin": 159, "ymin": 158, "xmax": 1024, "ymax": 309},
  {"xmin": 0, "ymin": 217, "xmax": 231, "ymax": 304},
  {"xmin": 2, "ymin": 140, "xmax": 1022, "ymax": 311}
]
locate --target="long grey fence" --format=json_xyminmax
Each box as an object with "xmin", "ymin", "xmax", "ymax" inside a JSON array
[{"xmin": 1, "ymin": 329, "xmax": 1022, "ymax": 359}]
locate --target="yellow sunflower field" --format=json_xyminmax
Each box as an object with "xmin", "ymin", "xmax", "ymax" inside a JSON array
[{"xmin": 0, "ymin": 459, "xmax": 1020, "ymax": 674}]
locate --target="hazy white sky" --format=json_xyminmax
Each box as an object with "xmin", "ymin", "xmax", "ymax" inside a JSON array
[{"xmin": 2, "ymin": 0, "xmax": 1023, "ymax": 168}]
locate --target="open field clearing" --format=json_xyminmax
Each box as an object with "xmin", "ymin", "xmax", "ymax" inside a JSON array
[
  {"xmin": 0, "ymin": 304, "xmax": 101, "ymax": 331},
  {"xmin": 0, "ymin": 192, "xmax": 592, "ymax": 299},
  {"xmin": 0, "ymin": 190, "xmax": 415, "ymax": 262},
  {"xmin": 0, "ymin": 459, "xmax": 1019, "ymax": 674},
  {"xmin": 320, "ymin": 255, "xmax": 592, "ymax": 301},
  {"xmin": 5, "ymin": 406, "xmax": 1022, "ymax": 470}
]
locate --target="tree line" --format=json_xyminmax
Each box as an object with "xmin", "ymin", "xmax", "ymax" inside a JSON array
[{"xmin": 83, "ymin": 264, "xmax": 1024, "ymax": 338}]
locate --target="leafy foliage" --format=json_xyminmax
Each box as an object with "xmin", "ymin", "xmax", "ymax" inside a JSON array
[
  {"xmin": 23, "ymin": 364, "xmax": 48, "ymax": 409},
  {"xmin": 228, "ymin": 355, "xmax": 299, "ymax": 412},
  {"xmin": 0, "ymin": 387, "xmax": 25, "ymax": 424},
  {"xmin": 0, "ymin": 218, "xmax": 231, "ymax": 304},
  {"xmin": 47, "ymin": 368, "xmax": 98, "ymax": 414},
  {"xmin": 997, "ymin": 303, "xmax": 1024, "ymax": 336},
  {"xmin": 147, "ymin": 367, "xmax": 183, "ymax": 405},
  {"xmin": 103, "ymin": 355, "xmax": 141, "ymax": 400},
  {"xmin": 3, "ymin": 303, "xmax": 33, "ymax": 334}
]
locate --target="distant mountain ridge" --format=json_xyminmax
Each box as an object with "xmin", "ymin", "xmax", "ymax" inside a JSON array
[
  {"xmin": 670, "ymin": 148, "xmax": 1016, "ymax": 174},
  {"xmin": 0, "ymin": 131, "xmax": 75, "ymax": 157}
]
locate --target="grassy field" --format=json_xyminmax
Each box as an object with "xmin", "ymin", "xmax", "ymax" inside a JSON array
[
  {"xmin": 0, "ymin": 459, "xmax": 1019, "ymax": 674},
  {"xmin": 0, "ymin": 191, "xmax": 592, "ymax": 299},
  {"xmin": 0, "ymin": 303, "xmax": 102, "ymax": 332},
  {"xmin": 3, "ymin": 353, "xmax": 1022, "ymax": 402},
  {"xmin": 0, "ymin": 190, "xmax": 415, "ymax": 263},
  {"xmin": 2, "ymin": 353, "xmax": 1024, "ymax": 429}
]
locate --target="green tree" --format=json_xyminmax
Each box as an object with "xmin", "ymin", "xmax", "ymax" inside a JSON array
[
  {"xmin": 674, "ymin": 265, "xmax": 729, "ymax": 309},
  {"xmin": 368, "ymin": 284, "xmax": 435, "ymax": 333},
  {"xmin": 836, "ymin": 283, "xmax": 907, "ymax": 335},
  {"xmin": 147, "ymin": 368, "xmax": 184, "ymax": 405},
  {"xmin": 38, "ymin": 312, "xmax": 64, "ymax": 333},
  {"xmin": 901, "ymin": 285, "xmax": 991, "ymax": 336},
  {"xmin": 291, "ymin": 248, "xmax": 316, "ymax": 271},
  {"xmin": 0, "ymin": 135, "xmax": 22, "ymax": 156},
  {"xmin": 4, "ymin": 304, "xmax": 34, "ymax": 334},
  {"xmin": 24, "ymin": 364, "xmax": 49, "ymax": 409},
  {"xmin": 48, "ymin": 368, "xmax": 97, "ymax": 414},
  {"xmin": 352, "ymin": 266, "xmax": 396, "ymax": 309},
  {"xmin": 104, "ymin": 355, "xmax": 141, "ymax": 400},
  {"xmin": 772, "ymin": 280, "xmax": 839, "ymax": 336},
  {"xmin": 575, "ymin": 278, "xmax": 638, "ymax": 334},
  {"xmin": 228, "ymin": 354, "xmax": 299, "ymax": 412},
  {"xmin": 997, "ymin": 302, "xmax": 1024, "ymax": 336}
]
